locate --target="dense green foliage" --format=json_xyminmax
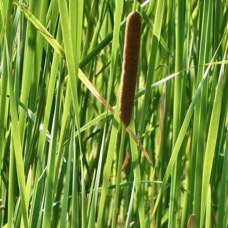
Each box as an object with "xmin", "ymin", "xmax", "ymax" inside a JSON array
[{"xmin": 0, "ymin": 0, "xmax": 227, "ymax": 227}]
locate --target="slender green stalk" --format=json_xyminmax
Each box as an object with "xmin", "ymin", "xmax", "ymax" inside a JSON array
[
  {"xmin": 152, "ymin": 43, "xmax": 221, "ymax": 217},
  {"xmin": 17, "ymin": 0, "xmax": 39, "ymax": 144},
  {"xmin": 107, "ymin": 0, "xmax": 124, "ymax": 105},
  {"xmin": 6, "ymin": 41, "xmax": 29, "ymax": 228},
  {"xmin": 169, "ymin": 1, "xmax": 185, "ymax": 226},
  {"xmin": 125, "ymin": 179, "xmax": 135, "ymax": 228},
  {"xmin": 72, "ymin": 129, "xmax": 79, "ymax": 227},
  {"xmin": 97, "ymin": 1, "xmax": 124, "ymax": 226},
  {"xmin": 138, "ymin": 0, "xmax": 164, "ymax": 138},
  {"xmin": 193, "ymin": 1, "xmax": 212, "ymax": 226},
  {"xmin": 0, "ymin": 1, "xmax": 11, "ymax": 223},
  {"xmin": 29, "ymin": 25, "xmax": 62, "ymax": 227},
  {"xmin": 42, "ymin": 71, "xmax": 61, "ymax": 227},
  {"xmin": 112, "ymin": 126, "xmax": 126, "ymax": 227},
  {"xmin": 200, "ymin": 47, "xmax": 227, "ymax": 226},
  {"xmin": 57, "ymin": 1, "xmax": 85, "ymax": 226},
  {"xmin": 8, "ymin": 142, "xmax": 15, "ymax": 228},
  {"xmin": 129, "ymin": 121, "xmax": 146, "ymax": 227},
  {"xmin": 60, "ymin": 131, "xmax": 73, "ymax": 228},
  {"xmin": 0, "ymin": 0, "xmax": 11, "ymax": 174},
  {"xmin": 88, "ymin": 124, "xmax": 108, "ymax": 227},
  {"xmin": 205, "ymin": 186, "xmax": 211, "ymax": 228},
  {"xmin": 217, "ymin": 129, "xmax": 228, "ymax": 228}
]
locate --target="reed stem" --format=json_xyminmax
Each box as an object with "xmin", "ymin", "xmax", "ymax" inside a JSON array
[{"xmin": 112, "ymin": 126, "xmax": 126, "ymax": 228}]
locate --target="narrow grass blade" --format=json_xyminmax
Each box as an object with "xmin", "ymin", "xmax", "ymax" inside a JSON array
[
  {"xmin": 59, "ymin": 131, "xmax": 73, "ymax": 228},
  {"xmin": 205, "ymin": 185, "xmax": 211, "ymax": 228},
  {"xmin": 138, "ymin": 0, "xmax": 165, "ymax": 137},
  {"xmin": 5, "ymin": 39, "xmax": 29, "ymax": 228},
  {"xmin": 96, "ymin": 1, "xmax": 124, "ymax": 225},
  {"xmin": 217, "ymin": 129, "xmax": 228, "ymax": 228},
  {"xmin": 42, "ymin": 71, "xmax": 61, "ymax": 227},
  {"xmin": 200, "ymin": 47, "xmax": 228, "ymax": 226},
  {"xmin": 129, "ymin": 121, "xmax": 146, "ymax": 227},
  {"xmin": 152, "ymin": 41, "xmax": 222, "ymax": 216}
]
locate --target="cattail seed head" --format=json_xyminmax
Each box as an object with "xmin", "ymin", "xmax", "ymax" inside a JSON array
[{"xmin": 119, "ymin": 11, "xmax": 141, "ymax": 127}]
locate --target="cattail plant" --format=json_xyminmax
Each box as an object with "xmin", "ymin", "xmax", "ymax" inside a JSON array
[{"xmin": 119, "ymin": 11, "xmax": 141, "ymax": 127}]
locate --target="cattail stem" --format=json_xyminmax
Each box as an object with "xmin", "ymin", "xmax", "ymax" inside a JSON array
[
  {"xmin": 120, "ymin": 11, "xmax": 141, "ymax": 127},
  {"xmin": 112, "ymin": 125, "xmax": 126, "ymax": 228}
]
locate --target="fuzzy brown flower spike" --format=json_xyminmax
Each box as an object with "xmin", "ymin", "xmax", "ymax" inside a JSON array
[{"xmin": 119, "ymin": 11, "xmax": 141, "ymax": 127}]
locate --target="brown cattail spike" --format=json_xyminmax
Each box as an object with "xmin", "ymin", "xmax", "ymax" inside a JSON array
[{"xmin": 119, "ymin": 11, "xmax": 141, "ymax": 127}]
